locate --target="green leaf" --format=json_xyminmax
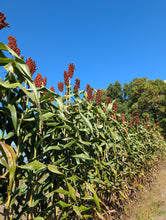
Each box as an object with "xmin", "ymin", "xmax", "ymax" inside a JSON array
[
  {"xmin": 56, "ymin": 200, "xmax": 72, "ymax": 208},
  {"xmin": 67, "ymin": 181, "xmax": 76, "ymax": 201},
  {"xmin": 0, "ymin": 141, "xmax": 17, "ymax": 193},
  {"xmin": 85, "ymin": 182, "xmax": 95, "ymax": 194},
  {"xmin": 48, "ymin": 164, "xmax": 64, "ymax": 175},
  {"xmin": 4, "ymin": 63, "xmax": 14, "ymax": 73},
  {"xmin": 72, "ymin": 153, "xmax": 91, "ymax": 161},
  {"xmin": 0, "ymin": 158, "xmax": 8, "ymax": 168},
  {"xmin": 80, "ymin": 113, "xmax": 93, "ymax": 134},
  {"xmin": 7, "ymin": 105, "xmax": 17, "ymax": 131},
  {"xmin": 79, "ymin": 205, "xmax": 91, "ymax": 212},
  {"xmin": 94, "ymin": 192, "xmax": 101, "ymax": 212},
  {"xmin": 55, "ymin": 188, "xmax": 69, "ymax": 195},
  {"xmin": 73, "ymin": 205, "xmax": 83, "ymax": 218},
  {"xmin": 4, "ymin": 132, "xmax": 15, "ymax": 140},
  {"xmin": 19, "ymin": 160, "xmax": 46, "ymax": 170},
  {"xmin": 0, "ymin": 81, "xmax": 35, "ymax": 101},
  {"xmin": 40, "ymin": 112, "xmax": 55, "ymax": 121},
  {"xmin": 85, "ymin": 182, "xmax": 101, "ymax": 212}
]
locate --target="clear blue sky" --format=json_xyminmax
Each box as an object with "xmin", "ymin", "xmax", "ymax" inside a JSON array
[{"xmin": 1, "ymin": 0, "xmax": 166, "ymax": 92}]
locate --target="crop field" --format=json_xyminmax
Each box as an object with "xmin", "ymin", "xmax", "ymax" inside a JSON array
[{"xmin": 0, "ymin": 11, "xmax": 166, "ymax": 220}]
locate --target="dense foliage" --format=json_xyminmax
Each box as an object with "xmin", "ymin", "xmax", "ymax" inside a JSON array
[
  {"xmin": 102, "ymin": 78, "xmax": 166, "ymax": 137},
  {"xmin": 0, "ymin": 12, "xmax": 166, "ymax": 220}
]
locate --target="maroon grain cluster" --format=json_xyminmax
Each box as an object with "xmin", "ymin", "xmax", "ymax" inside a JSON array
[
  {"xmin": 64, "ymin": 70, "xmax": 69, "ymax": 86},
  {"xmin": 86, "ymin": 84, "xmax": 92, "ymax": 103},
  {"xmin": 0, "ymin": 12, "xmax": 10, "ymax": 30},
  {"xmin": 74, "ymin": 84, "xmax": 78, "ymax": 92},
  {"xmin": 113, "ymin": 102, "xmax": 118, "ymax": 113},
  {"xmin": 34, "ymin": 73, "xmax": 47, "ymax": 87},
  {"xmin": 131, "ymin": 112, "xmax": 135, "ymax": 117},
  {"xmin": 75, "ymin": 78, "xmax": 80, "ymax": 89},
  {"xmin": 58, "ymin": 82, "xmax": 64, "ymax": 92},
  {"xmin": 121, "ymin": 113, "xmax": 125, "ymax": 123},
  {"xmin": 26, "ymin": 57, "xmax": 37, "ymax": 76},
  {"xmin": 135, "ymin": 112, "xmax": 139, "ymax": 124},
  {"xmin": 130, "ymin": 120, "xmax": 133, "ymax": 127},
  {"xmin": 50, "ymin": 86, "xmax": 55, "ymax": 101},
  {"xmin": 106, "ymin": 97, "xmax": 112, "ymax": 105},
  {"xmin": 96, "ymin": 89, "xmax": 102, "ymax": 106},
  {"xmin": 68, "ymin": 63, "xmax": 76, "ymax": 79},
  {"xmin": 8, "ymin": 35, "xmax": 20, "ymax": 56}
]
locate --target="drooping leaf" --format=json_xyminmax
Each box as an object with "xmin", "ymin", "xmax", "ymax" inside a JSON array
[
  {"xmin": 72, "ymin": 153, "xmax": 92, "ymax": 161},
  {"xmin": 7, "ymin": 105, "xmax": 17, "ymax": 131},
  {"xmin": 48, "ymin": 164, "xmax": 64, "ymax": 175},
  {"xmin": 19, "ymin": 160, "xmax": 46, "ymax": 170},
  {"xmin": 73, "ymin": 205, "xmax": 83, "ymax": 218},
  {"xmin": 0, "ymin": 141, "xmax": 17, "ymax": 193},
  {"xmin": 80, "ymin": 113, "xmax": 93, "ymax": 134},
  {"xmin": 66, "ymin": 181, "xmax": 76, "ymax": 201}
]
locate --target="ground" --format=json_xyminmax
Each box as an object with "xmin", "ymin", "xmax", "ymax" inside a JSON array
[{"xmin": 123, "ymin": 161, "xmax": 166, "ymax": 220}]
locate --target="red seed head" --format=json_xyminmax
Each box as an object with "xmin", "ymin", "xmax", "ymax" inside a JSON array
[
  {"xmin": 68, "ymin": 63, "xmax": 76, "ymax": 79},
  {"xmin": 50, "ymin": 86, "xmax": 55, "ymax": 101},
  {"xmin": 74, "ymin": 84, "xmax": 78, "ymax": 92},
  {"xmin": 131, "ymin": 112, "xmax": 135, "ymax": 117},
  {"xmin": 7, "ymin": 35, "xmax": 20, "ymax": 56},
  {"xmin": 135, "ymin": 112, "xmax": 139, "ymax": 124},
  {"xmin": 124, "ymin": 128, "xmax": 128, "ymax": 134},
  {"xmin": 50, "ymin": 86, "xmax": 55, "ymax": 92},
  {"xmin": 86, "ymin": 84, "xmax": 91, "ymax": 91},
  {"xmin": 34, "ymin": 73, "xmax": 43, "ymax": 88},
  {"xmin": 121, "ymin": 113, "xmax": 125, "ymax": 123},
  {"xmin": 43, "ymin": 77, "xmax": 47, "ymax": 86},
  {"xmin": 86, "ymin": 84, "xmax": 92, "ymax": 102},
  {"xmin": 58, "ymin": 82, "xmax": 64, "ymax": 92},
  {"xmin": 106, "ymin": 97, "xmax": 112, "ymax": 105},
  {"xmin": 130, "ymin": 120, "xmax": 133, "ymax": 127},
  {"xmin": 96, "ymin": 89, "xmax": 102, "ymax": 106},
  {"xmin": 64, "ymin": 70, "xmax": 69, "ymax": 85},
  {"xmin": 0, "ymin": 12, "xmax": 10, "ymax": 30},
  {"xmin": 113, "ymin": 102, "xmax": 118, "ymax": 112},
  {"xmin": 26, "ymin": 57, "xmax": 37, "ymax": 76},
  {"xmin": 75, "ymin": 78, "xmax": 80, "ymax": 89}
]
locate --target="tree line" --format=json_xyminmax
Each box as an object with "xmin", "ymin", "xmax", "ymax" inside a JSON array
[{"xmin": 101, "ymin": 77, "xmax": 166, "ymax": 137}]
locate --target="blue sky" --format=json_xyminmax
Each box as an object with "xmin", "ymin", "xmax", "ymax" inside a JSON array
[{"xmin": 1, "ymin": 0, "xmax": 166, "ymax": 92}]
